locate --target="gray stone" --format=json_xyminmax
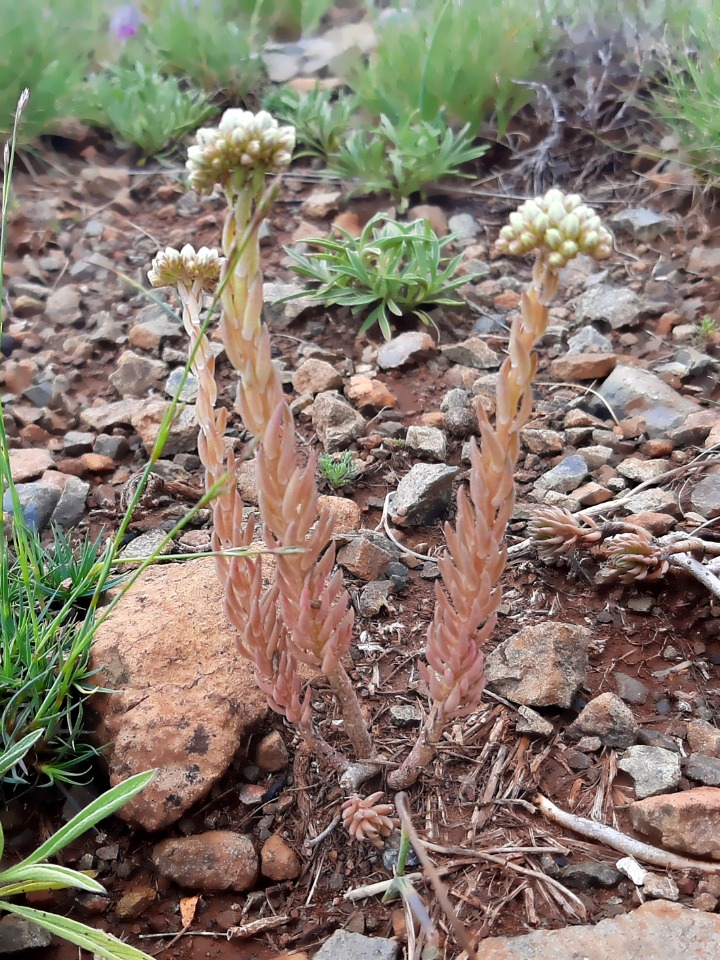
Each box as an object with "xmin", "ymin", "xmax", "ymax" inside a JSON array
[
  {"xmin": 44, "ymin": 284, "xmax": 82, "ymax": 326},
  {"xmin": 440, "ymin": 387, "xmax": 471, "ymax": 411},
  {"xmin": 293, "ymin": 358, "xmax": 343, "ymax": 395},
  {"xmin": 686, "ymin": 753, "xmax": 720, "ymax": 787},
  {"xmin": 357, "ymin": 580, "xmax": 394, "ymax": 617},
  {"xmin": 263, "ymin": 281, "xmax": 314, "ymax": 329},
  {"xmin": 473, "ymin": 900, "xmax": 720, "ymax": 960},
  {"xmin": 567, "ymin": 325, "xmax": 614, "ymax": 354},
  {"xmin": 50, "ymin": 476, "xmax": 90, "ymax": 528},
  {"xmin": 614, "ymin": 672, "xmax": 650, "ymax": 706},
  {"xmin": 110, "ymin": 350, "xmax": 167, "ymax": 399},
  {"xmin": 337, "ymin": 537, "xmax": 393, "ymax": 581},
  {"xmin": 644, "ymin": 873, "xmax": 680, "ymax": 901},
  {"xmin": 689, "ymin": 474, "xmax": 720, "ymax": 520},
  {"xmin": 617, "ymin": 745, "xmax": 681, "ymax": 799},
  {"xmin": 165, "ymin": 368, "xmax": 199, "ymax": 402},
  {"xmin": 611, "ymin": 208, "xmax": 675, "ymax": 241},
  {"xmin": 3, "ymin": 482, "xmax": 62, "ymax": 532},
  {"xmin": 485, "ymin": 622, "xmax": 590, "ymax": 708},
  {"xmin": 580, "ymin": 445, "xmax": 614, "ymax": 470},
  {"xmin": 534, "ymin": 455, "xmax": 588, "ymax": 495},
  {"xmin": 516, "ymin": 706, "xmax": 554, "ymax": 736},
  {"xmin": 388, "ymin": 463, "xmax": 459, "ymax": 526},
  {"xmin": 129, "ymin": 308, "xmax": 182, "ymax": 351},
  {"xmin": 89, "ymin": 310, "xmax": 128, "ymax": 344},
  {"xmin": 688, "ymin": 246, "xmax": 720, "ymax": 273},
  {"xmin": 377, "ymin": 331, "xmax": 436, "ymax": 370},
  {"xmin": 120, "ymin": 530, "xmax": 175, "ymax": 562},
  {"xmin": 623, "ymin": 487, "xmax": 679, "ymax": 515},
  {"xmin": 687, "ymin": 719, "xmax": 720, "ymax": 758},
  {"xmin": 405, "ymin": 425, "xmax": 447, "ymax": 461},
  {"xmin": 444, "ymin": 406, "xmax": 478, "ymax": 438},
  {"xmin": 570, "ymin": 692, "xmax": 639, "ymax": 749},
  {"xmin": 592, "ymin": 365, "xmax": 700, "ymax": 438},
  {"xmin": 441, "ymin": 336, "xmax": 500, "ymax": 370},
  {"xmin": 81, "ymin": 398, "xmax": 144, "ymax": 431},
  {"xmin": 94, "ymin": 434, "xmax": 129, "ymax": 459},
  {"xmin": 390, "ymin": 704, "xmax": 422, "ymax": 728},
  {"xmin": 574, "ymin": 284, "xmax": 644, "ymax": 330},
  {"xmin": 131, "ymin": 401, "xmax": 198, "ymax": 456},
  {"xmin": 521, "ymin": 429, "xmax": 564, "ymax": 456},
  {"xmin": 448, "ymin": 212, "xmax": 480, "ymax": 243},
  {"xmin": 63, "ymin": 430, "xmax": 95, "ymax": 456},
  {"xmin": 312, "ymin": 392, "xmax": 365, "ymax": 452},
  {"xmin": 673, "ymin": 347, "xmax": 717, "ymax": 376},
  {"xmin": 617, "ymin": 457, "xmax": 671, "ymax": 484},
  {"xmin": 0, "ymin": 915, "xmax": 52, "ymax": 953},
  {"xmin": 555, "ymin": 861, "xmax": 623, "ymax": 889},
  {"xmin": 315, "ymin": 930, "xmax": 399, "ymax": 960}
]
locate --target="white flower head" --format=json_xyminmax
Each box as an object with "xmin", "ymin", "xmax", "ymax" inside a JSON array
[
  {"xmin": 186, "ymin": 109, "xmax": 295, "ymax": 196},
  {"xmin": 148, "ymin": 244, "xmax": 225, "ymax": 290},
  {"xmin": 495, "ymin": 188, "xmax": 613, "ymax": 269}
]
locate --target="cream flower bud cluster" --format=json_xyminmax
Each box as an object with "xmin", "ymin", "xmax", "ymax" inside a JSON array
[
  {"xmin": 186, "ymin": 109, "xmax": 295, "ymax": 195},
  {"xmin": 148, "ymin": 244, "xmax": 224, "ymax": 290},
  {"xmin": 495, "ymin": 189, "xmax": 612, "ymax": 269}
]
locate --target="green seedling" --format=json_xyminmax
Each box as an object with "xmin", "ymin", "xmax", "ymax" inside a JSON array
[
  {"xmin": 285, "ymin": 212, "xmax": 484, "ymax": 340},
  {"xmin": 695, "ymin": 314, "xmax": 718, "ymax": 342},
  {"xmin": 318, "ymin": 451, "xmax": 359, "ymax": 489}
]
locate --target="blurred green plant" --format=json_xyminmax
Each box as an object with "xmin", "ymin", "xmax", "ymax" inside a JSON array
[
  {"xmin": 79, "ymin": 61, "xmax": 217, "ymax": 158},
  {"xmin": 318, "ymin": 451, "xmax": 359, "ymax": 490},
  {"xmin": 694, "ymin": 313, "xmax": 718, "ymax": 342},
  {"xmin": 351, "ymin": 0, "xmax": 545, "ymax": 134},
  {"xmin": 0, "ymin": 0, "xmax": 100, "ymax": 141},
  {"xmin": 651, "ymin": 40, "xmax": 720, "ymax": 185},
  {"xmin": 262, "ymin": 84, "xmax": 354, "ymax": 158},
  {"xmin": 0, "ymin": 751, "xmax": 156, "ymax": 960},
  {"xmin": 285, "ymin": 212, "xmax": 483, "ymax": 340},
  {"xmin": 327, "ymin": 113, "xmax": 487, "ymax": 209},
  {"xmin": 144, "ymin": 0, "xmax": 264, "ymax": 98}
]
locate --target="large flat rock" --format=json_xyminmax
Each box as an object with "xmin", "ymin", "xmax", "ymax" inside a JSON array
[
  {"xmin": 476, "ymin": 900, "xmax": 720, "ymax": 959},
  {"xmin": 90, "ymin": 557, "xmax": 268, "ymax": 831}
]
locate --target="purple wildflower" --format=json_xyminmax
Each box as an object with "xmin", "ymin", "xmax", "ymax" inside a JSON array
[{"xmin": 109, "ymin": 4, "xmax": 143, "ymax": 41}]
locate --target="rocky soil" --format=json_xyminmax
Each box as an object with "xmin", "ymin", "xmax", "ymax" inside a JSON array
[{"xmin": 3, "ymin": 139, "xmax": 720, "ymax": 960}]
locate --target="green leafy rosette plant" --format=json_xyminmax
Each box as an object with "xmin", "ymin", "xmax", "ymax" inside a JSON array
[
  {"xmin": 284, "ymin": 212, "xmax": 483, "ymax": 340},
  {"xmin": 327, "ymin": 113, "xmax": 488, "ymax": 210},
  {"xmin": 262, "ymin": 84, "xmax": 355, "ymax": 160},
  {"xmin": 79, "ymin": 61, "xmax": 217, "ymax": 158}
]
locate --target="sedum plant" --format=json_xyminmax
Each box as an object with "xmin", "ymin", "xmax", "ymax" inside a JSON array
[
  {"xmin": 285, "ymin": 212, "xmax": 482, "ymax": 341},
  {"xmin": 79, "ymin": 62, "xmax": 216, "ymax": 158},
  {"xmin": 0, "ymin": 741, "xmax": 155, "ymax": 960},
  {"xmin": 326, "ymin": 113, "xmax": 487, "ymax": 210},
  {"xmin": 154, "ymin": 113, "xmax": 612, "ymax": 834}
]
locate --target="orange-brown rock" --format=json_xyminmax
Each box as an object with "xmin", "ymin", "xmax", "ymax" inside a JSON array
[{"xmin": 90, "ymin": 557, "xmax": 268, "ymax": 831}]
